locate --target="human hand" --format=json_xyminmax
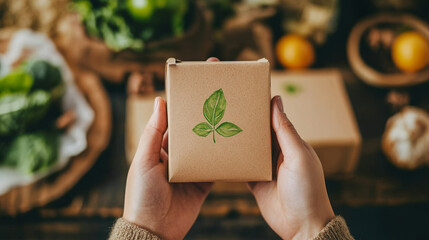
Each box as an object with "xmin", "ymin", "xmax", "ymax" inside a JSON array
[
  {"xmin": 123, "ymin": 58, "xmax": 219, "ymax": 239},
  {"xmin": 248, "ymin": 96, "xmax": 335, "ymax": 240}
]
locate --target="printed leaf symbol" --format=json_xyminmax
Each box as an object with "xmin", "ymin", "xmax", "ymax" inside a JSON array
[
  {"xmin": 216, "ymin": 122, "xmax": 242, "ymax": 137},
  {"xmin": 283, "ymin": 82, "xmax": 302, "ymax": 95},
  {"xmin": 203, "ymin": 88, "xmax": 226, "ymax": 126},
  {"xmin": 193, "ymin": 88, "xmax": 242, "ymax": 143},
  {"xmin": 192, "ymin": 122, "xmax": 213, "ymax": 137}
]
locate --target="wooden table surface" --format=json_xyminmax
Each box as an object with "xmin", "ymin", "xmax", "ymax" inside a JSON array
[
  {"xmin": 37, "ymin": 66, "xmax": 429, "ymax": 217},
  {"xmin": 20, "ymin": 69, "xmax": 429, "ymax": 212},
  {"xmin": 1, "ymin": 66, "xmax": 429, "ymax": 239}
]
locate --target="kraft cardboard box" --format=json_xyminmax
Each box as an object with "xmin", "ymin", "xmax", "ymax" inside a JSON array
[
  {"xmin": 165, "ymin": 58, "xmax": 272, "ymax": 182},
  {"xmin": 271, "ymin": 69, "xmax": 361, "ymax": 176}
]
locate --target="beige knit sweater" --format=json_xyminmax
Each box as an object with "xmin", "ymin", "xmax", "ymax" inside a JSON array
[{"xmin": 109, "ymin": 216, "xmax": 354, "ymax": 240}]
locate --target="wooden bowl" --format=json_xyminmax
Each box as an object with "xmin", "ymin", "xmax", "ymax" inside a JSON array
[
  {"xmin": 347, "ymin": 14, "xmax": 429, "ymax": 87},
  {"xmin": 0, "ymin": 31, "xmax": 111, "ymax": 215},
  {"xmin": 56, "ymin": 2, "xmax": 213, "ymax": 83}
]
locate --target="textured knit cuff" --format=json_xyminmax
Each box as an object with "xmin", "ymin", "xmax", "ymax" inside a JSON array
[
  {"xmin": 312, "ymin": 216, "xmax": 354, "ymax": 240},
  {"xmin": 109, "ymin": 218, "xmax": 162, "ymax": 240}
]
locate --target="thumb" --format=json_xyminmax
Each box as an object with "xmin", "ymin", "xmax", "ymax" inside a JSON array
[
  {"xmin": 132, "ymin": 97, "xmax": 167, "ymax": 169},
  {"xmin": 271, "ymin": 96, "xmax": 304, "ymax": 157},
  {"xmin": 248, "ymin": 96, "xmax": 304, "ymax": 192}
]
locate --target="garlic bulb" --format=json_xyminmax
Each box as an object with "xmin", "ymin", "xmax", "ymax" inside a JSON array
[{"xmin": 382, "ymin": 106, "xmax": 429, "ymax": 170}]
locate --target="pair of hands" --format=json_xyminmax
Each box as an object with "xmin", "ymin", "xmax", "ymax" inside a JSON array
[{"xmin": 123, "ymin": 58, "xmax": 335, "ymax": 240}]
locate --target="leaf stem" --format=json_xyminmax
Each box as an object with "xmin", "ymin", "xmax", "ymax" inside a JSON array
[{"xmin": 212, "ymin": 129, "xmax": 216, "ymax": 143}]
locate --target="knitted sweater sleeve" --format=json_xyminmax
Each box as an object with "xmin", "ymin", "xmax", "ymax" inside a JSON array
[
  {"xmin": 109, "ymin": 216, "xmax": 354, "ymax": 240},
  {"xmin": 312, "ymin": 216, "xmax": 354, "ymax": 240},
  {"xmin": 109, "ymin": 218, "xmax": 161, "ymax": 240}
]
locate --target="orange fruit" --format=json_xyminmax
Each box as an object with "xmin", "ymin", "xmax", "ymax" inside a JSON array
[
  {"xmin": 392, "ymin": 31, "xmax": 429, "ymax": 73},
  {"xmin": 276, "ymin": 34, "xmax": 315, "ymax": 69}
]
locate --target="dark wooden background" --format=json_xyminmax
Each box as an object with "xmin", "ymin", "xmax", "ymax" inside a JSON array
[{"xmin": 2, "ymin": 1, "xmax": 429, "ymax": 239}]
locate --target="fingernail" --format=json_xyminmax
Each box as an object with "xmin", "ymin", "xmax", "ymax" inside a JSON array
[
  {"xmin": 153, "ymin": 97, "xmax": 159, "ymax": 112},
  {"xmin": 276, "ymin": 96, "xmax": 284, "ymax": 113},
  {"xmin": 207, "ymin": 57, "xmax": 219, "ymax": 62}
]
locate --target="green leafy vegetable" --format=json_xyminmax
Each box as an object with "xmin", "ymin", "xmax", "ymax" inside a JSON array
[
  {"xmin": 193, "ymin": 88, "xmax": 242, "ymax": 143},
  {"xmin": 0, "ymin": 71, "xmax": 33, "ymax": 97},
  {"xmin": 71, "ymin": 0, "xmax": 190, "ymax": 52},
  {"xmin": 0, "ymin": 59, "xmax": 63, "ymax": 175},
  {"xmin": 99, "ymin": 12, "xmax": 144, "ymax": 51},
  {"xmin": 0, "ymin": 90, "xmax": 51, "ymax": 136},
  {"xmin": 2, "ymin": 132, "xmax": 59, "ymax": 174},
  {"xmin": 168, "ymin": 0, "xmax": 189, "ymax": 35},
  {"xmin": 0, "ymin": 139, "xmax": 8, "ymax": 162},
  {"xmin": 23, "ymin": 60, "xmax": 62, "ymax": 91}
]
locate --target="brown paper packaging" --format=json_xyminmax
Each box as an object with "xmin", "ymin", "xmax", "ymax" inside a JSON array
[{"xmin": 166, "ymin": 58, "xmax": 272, "ymax": 182}]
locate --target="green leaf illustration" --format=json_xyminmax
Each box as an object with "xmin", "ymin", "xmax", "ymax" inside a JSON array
[
  {"xmin": 193, "ymin": 88, "xmax": 242, "ymax": 143},
  {"xmin": 216, "ymin": 122, "xmax": 242, "ymax": 137},
  {"xmin": 203, "ymin": 88, "xmax": 226, "ymax": 126},
  {"xmin": 283, "ymin": 82, "xmax": 302, "ymax": 95},
  {"xmin": 192, "ymin": 122, "xmax": 213, "ymax": 137}
]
